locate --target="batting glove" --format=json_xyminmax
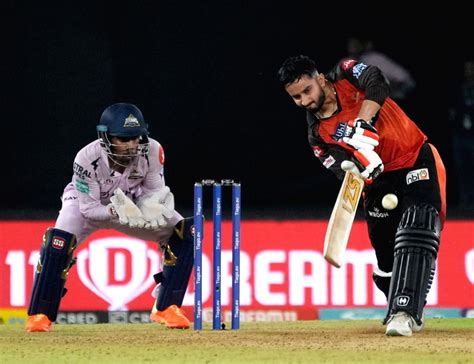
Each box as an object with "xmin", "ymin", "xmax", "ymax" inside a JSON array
[
  {"xmin": 342, "ymin": 118, "xmax": 379, "ymax": 150},
  {"xmin": 341, "ymin": 148, "xmax": 384, "ymax": 184}
]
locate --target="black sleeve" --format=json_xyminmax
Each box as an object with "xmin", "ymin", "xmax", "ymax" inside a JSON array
[
  {"xmin": 307, "ymin": 122, "xmax": 351, "ymax": 181},
  {"xmin": 316, "ymin": 145, "xmax": 351, "ymax": 181},
  {"xmin": 329, "ymin": 59, "xmax": 391, "ymax": 106}
]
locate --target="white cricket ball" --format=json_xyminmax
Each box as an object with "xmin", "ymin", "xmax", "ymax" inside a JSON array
[{"xmin": 382, "ymin": 193, "xmax": 398, "ymax": 210}]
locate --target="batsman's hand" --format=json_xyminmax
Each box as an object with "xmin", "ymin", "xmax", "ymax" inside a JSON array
[
  {"xmin": 109, "ymin": 188, "xmax": 147, "ymax": 228},
  {"xmin": 137, "ymin": 186, "xmax": 175, "ymax": 229},
  {"xmin": 341, "ymin": 148, "xmax": 384, "ymax": 184},
  {"xmin": 342, "ymin": 118, "xmax": 379, "ymax": 150}
]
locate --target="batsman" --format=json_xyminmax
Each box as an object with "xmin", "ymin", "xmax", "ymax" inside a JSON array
[
  {"xmin": 278, "ymin": 56, "xmax": 446, "ymax": 336},
  {"xmin": 26, "ymin": 103, "xmax": 194, "ymax": 332}
]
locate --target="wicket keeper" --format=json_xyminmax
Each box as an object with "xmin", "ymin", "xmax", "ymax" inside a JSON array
[{"xmin": 26, "ymin": 103, "xmax": 194, "ymax": 332}]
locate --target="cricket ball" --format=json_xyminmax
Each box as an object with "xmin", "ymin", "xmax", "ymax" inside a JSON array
[{"xmin": 382, "ymin": 193, "xmax": 398, "ymax": 210}]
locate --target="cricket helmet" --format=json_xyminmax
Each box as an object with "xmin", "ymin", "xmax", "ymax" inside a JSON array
[{"xmin": 97, "ymin": 103, "xmax": 150, "ymax": 163}]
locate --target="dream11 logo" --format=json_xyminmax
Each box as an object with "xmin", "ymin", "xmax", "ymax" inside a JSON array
[{"xmin": 76, "ymin": 238, "xmax": 160, "ymax": 310}]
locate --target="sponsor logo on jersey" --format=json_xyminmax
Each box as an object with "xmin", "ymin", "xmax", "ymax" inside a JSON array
[
  {"xmin": 352, "ymin": 63, "xmax": 368, "ymax": 79},
  {"xmin": 396, "ymin": 296, "xmax": 410, "ymax": 306},
  {"xmin": 75, "ymin": 179, "xmax": 90, "ymax": 193},
  {"xmin": 91, "ymin": 157, "xmax": 100, "ymax": 171},
  {"xmin": 342, "ymin": 59, "xmax": 357, "ymax": 71},
  {"xmin": 322, "ymin": 155, "xmax": 336, "ymax": 168},
  {"xmin": 406, "ymin": 168, "xmax": 430, "ymax": 185},
  {"xmin": 52, "ymin": 237, "xmax": 65, "ymax": 250},
  {"xmin": 312, "ymin": 146, "xmax": 326, "ymax": 158},
  {"xmin": 123, "ymin": 114, "xmax": 140, "ymax": 127},
  {"xmin": 332, "ymin": 122, "xmax": 348, "ymax": 141},
  {"xmin": 368, "ymin": 207, "xmax": 389, "ymax": 218},
  {"xmin": 73, "ymin": 162, "xmax": 92, "ymax": 180}
]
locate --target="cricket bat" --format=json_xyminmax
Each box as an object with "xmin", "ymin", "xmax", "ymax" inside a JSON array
[{"xmin": 324, "ymin": 171, "xmax": 364, "ymax": 268}]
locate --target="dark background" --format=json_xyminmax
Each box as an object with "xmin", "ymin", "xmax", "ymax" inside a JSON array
[{"xmin": 2, "ymin": 2, "xmax": 471, "ymax": 219}]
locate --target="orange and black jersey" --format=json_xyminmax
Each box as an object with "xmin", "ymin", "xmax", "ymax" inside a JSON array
[{"xmin": 307, "ymin": 59, "xmax": 427, "ymax": 180}]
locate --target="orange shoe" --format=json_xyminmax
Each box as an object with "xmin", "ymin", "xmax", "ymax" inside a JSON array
[
  {"xmin": 150, "ymin": 305, "xmax": 190, "ymax": 329},
  {"xmin": 26, "ymin": 314, "xmax": 52, "ymax": 332}
]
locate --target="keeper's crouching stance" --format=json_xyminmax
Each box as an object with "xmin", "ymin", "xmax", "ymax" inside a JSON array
[
  {"xmin": 26, "ymin": 218, "xmax": 194, "ymax": 332},
  {"xmin": 26, "ymin": 102, "xmax": 194, "ymax": 332}
]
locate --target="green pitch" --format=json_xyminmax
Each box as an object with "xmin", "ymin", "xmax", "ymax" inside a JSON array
[{"xmin": 1, "ymin": 319, "xmax": 472, "ymax": 363}]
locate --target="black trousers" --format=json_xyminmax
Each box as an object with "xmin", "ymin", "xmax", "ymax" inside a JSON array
[{"xmin": 363, "ymin": 143, "xmax": 445, "ymax": 272}]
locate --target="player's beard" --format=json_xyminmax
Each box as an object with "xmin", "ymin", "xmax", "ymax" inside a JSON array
[
  {"xmin": 307, "ymin": 90, "xmax": 326, "ymax": 114},
  {"xmin": 111, "ymin": 147, "xmax": 138, "ymax": 167},
  {"xmin": 115, "ymin": 155, "xmax": 134, "ymax": 166}
]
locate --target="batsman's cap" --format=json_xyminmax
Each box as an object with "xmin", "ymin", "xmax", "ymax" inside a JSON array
[{"xmin": 97, "ymin": 103, "xmax": 149, "ymax": 137}]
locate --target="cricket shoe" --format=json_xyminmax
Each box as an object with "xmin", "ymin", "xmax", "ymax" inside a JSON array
[
  {"xmin": 150, "ymin": 305, "xmax": 190, "ymax": 329},
  {"xmin": 412, "ymin": 311, "xmax": 425, "ymax": 333},
  {"xmin": 26, "ymin": 314, "xmax": 52, "ymax": 332},
  {"xmin": 385, "ymin": 311, "xmax": 424, "ymax": 337}
]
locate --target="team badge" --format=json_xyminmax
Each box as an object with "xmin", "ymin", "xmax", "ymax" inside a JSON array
[{"xmin": 123, "ymin": 114, "xmax": 140, "ymax": 127}]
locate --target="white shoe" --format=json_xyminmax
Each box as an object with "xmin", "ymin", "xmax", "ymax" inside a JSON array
[
  {"xmin": 385, "ymin": 311, "xmax": 416, "ymax": 336},
  {"xmin": 412, "ymin": 311, "xmax": 425, "ymax": 333}
]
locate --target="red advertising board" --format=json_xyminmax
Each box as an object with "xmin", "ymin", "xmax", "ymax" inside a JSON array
[{"xmin": 0, "ymin": 220, "xmax": 473, "ymax": 320}]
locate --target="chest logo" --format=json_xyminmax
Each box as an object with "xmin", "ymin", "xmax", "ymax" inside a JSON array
[{"xmin": 332, "ymin": 122, "xmax": 349, "ymax": 142}]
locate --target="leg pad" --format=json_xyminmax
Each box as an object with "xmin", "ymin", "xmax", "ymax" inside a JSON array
[
  {"xmin": 155, "ymin": 217, "xmax": 194, "ymax": 311},
  {"xmin": 28, "ymin": 228, "xmax": 77, "ymax": 321},
  {"xmin": 385, "ymin": 204, "xmax": 440, "ymax": 325}
]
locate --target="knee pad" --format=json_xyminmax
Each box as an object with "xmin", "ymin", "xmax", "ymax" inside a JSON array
[
  {"xmin": 385, "ymin": 204, "xmax": 441, "ymax": 324},
  {"xmin": 28, "ymin": 228, "xmax": 77, "ymax": 321},
  {"xmin": 155, "ymin": 217, "xmax": 194, "ymax": 310}
]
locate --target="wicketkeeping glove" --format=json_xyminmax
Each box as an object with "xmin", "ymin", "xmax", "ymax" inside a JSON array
[
  {"xmin": 109, "ymin": 188, "xmax": 147, "ymax": 228},
  {"xmin": 341, "ymin": 148, "xmax": 384, "ymax": 184},
  {"xmin": 137, "ymin": 186, "xmax": 175, "ymax": 229},
  {"xmin": 342, "ymin": 118, "xmax": 379, "ymax": 150}
]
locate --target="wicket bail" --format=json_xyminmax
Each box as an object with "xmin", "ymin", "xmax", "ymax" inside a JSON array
[{"xmin": 193, "ymin": 179, "xmax": 241, "ymax": 331}]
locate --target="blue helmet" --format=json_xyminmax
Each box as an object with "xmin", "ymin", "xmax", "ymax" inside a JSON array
[
  {"xmin": 97, "ymin": 103, "xmax": 150, "ymax": 165},
  {"xmin": 97, "ymin": 103, "xmax": 149, "ymax": 137}
]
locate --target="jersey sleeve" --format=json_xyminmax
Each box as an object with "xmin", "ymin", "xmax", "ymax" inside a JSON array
[
  {"xmin": 332, "ymin": 59, "xmax": 391, "ymax": 106},
  {"xmin": 72, "ymin": 151, "xmax": 111, "ymax": 220},
  {"xmin": 311, "ymin": 143, "xmax": 351, "ymax": 181},
  {"xmin": 307, "ymin": 122, "xmax": 351, "ymax": 181},
  {"xmin": 140, "ymin": 139, "xmax": 166, "ymax": 196}
]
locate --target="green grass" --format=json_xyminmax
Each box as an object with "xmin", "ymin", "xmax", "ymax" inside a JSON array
[{"xmin": 0, "ymin": 319, "xmax": 472, "ymax": 363}]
